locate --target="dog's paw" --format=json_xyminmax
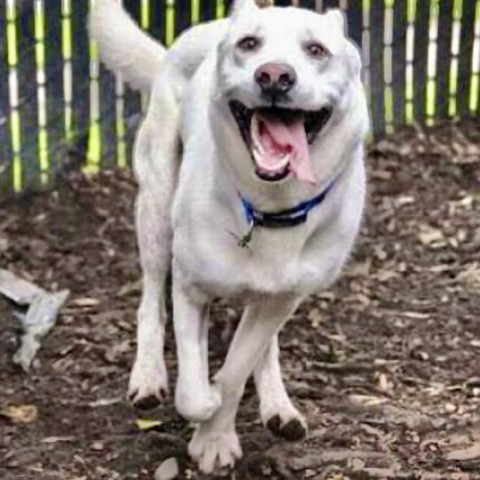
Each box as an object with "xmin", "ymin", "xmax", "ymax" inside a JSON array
[
  {"xmin": 189, "ymin": 426, "xmax": 242, "ymax": 474},
  {"xmin": 128, "ymin": 355, "xmax": 169, "ymax": 410},
  {"xmin": 175, "ymin": 381, "xmax": 221, "ymax": 423},
  {"xmin": 262, "ymin": 403, "xmax": 307, "ymax": 441}
]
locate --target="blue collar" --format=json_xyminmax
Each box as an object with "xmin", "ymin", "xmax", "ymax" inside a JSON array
[{"xmin": 240, "ymin": 182, "xmax": 334, "ymax": 229}]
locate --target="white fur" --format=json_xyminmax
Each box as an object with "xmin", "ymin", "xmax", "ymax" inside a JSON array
[
  {"xmin": 92, "ymin": 0, "xmax": 370, "ymax": 473},
  {"xmin": 254, "ymin": 335, "xmax": 307, "ymax": 431},
  {"xmin": 89, "ymin": 0, "xmax": 165, "ymax": 92}
]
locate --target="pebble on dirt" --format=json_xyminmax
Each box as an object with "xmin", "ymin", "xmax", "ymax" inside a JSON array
[{"xmin": 154, "ymin": 458, "xmax": 179, "ymax": 480}]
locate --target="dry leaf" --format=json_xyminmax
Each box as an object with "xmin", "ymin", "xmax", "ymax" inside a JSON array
[
  {"xmin": 348, "ymin": 394, "xmax": 388, "ymax": 407},
  {"xmin": 395, "ymin": 195, "xmax": 415, "ymax": 207},
  {"xmin": 418, "ymin": 225, "xmax": 444, "ymax": 246},
  {"xmin": 1, "ymin": 404, "xmax": 38, "ymax": 423},
  {"xmin": 71, "ymin": 297, "xmax": 100, "ymax": 307},
  {"xmin": 91, "ymin": 441, "xmax": 105, "ymax": 451},
  {"xmin": 373, "ymin": 269, "xmax": 399, "ymax": 282},
  {"xmin": 88, "ymin": 397, "xmax": 122, "ymax": 408},
  {"xmin": 350, "ymin": 457, "xmax": 366, "ymax": 470},
  {"xmin": 42, "ymin": 436, "xmax": 75, "ymax": 444},
  {"xmin": 308, "ymin": 308, "xmax": 323, "ymax": 328},
  {"xmin": 457, "ymin": 263, "xmax": 480, "ymax": 290},
  {"xmin": 445, "ymin": 442, "xmax": 480, "ymax": 461},
  {"xmin": 326, "ymin": 474, "xmax": 349, "ymax": 480},
  {"xmin": 136, "ymin": 418, "xmax": 163, "ymax": 431},
  {"xmin": 401, "ymin": 311, "xmax": 430, "ymax": 320},
  {"xmin": 377, "ymin": 373, "xmax": 390, "ymax": 393},
  {"xmin": 117, "ymin": 280, "xmax": 142, "ymax": 297},
  {"xmin": 451, "ymin": 473, "xmax": 471, "ymax": 480},
  {"xmin": 345, "ymin": 259, "xmax": 371, "ymax": 278}
]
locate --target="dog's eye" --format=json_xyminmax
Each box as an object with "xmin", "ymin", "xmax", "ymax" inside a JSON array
[
  {"xmin": 306, "ymin": 42, "xmax": 328, "ymax": 58},
  {"xmin": 237, "ymin": 36, "xmax": 261, "ymax": 52}
]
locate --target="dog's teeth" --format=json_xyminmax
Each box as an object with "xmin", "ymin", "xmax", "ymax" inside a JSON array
[
  {"xmin": 253, "ymin": 150, "xmax": 291, "ymax": 173},
  {"xmin": 251, "ymin": 115, "xmax": 265, "ymax": 155}
]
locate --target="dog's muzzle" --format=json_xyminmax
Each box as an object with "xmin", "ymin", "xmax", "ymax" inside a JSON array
[{"xmin": 229, "ymin": 100, "xmax": 332, "ymax": 183}]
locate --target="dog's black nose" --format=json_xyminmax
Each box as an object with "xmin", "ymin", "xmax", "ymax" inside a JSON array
[{"xmin": 254, "ymin": 63, "xmax": 297, "ymax": 98}]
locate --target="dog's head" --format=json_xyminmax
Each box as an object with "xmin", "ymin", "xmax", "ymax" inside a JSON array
[{"xmin": 214, "ymin": 0, "xmax": 366, "ymax": 186}]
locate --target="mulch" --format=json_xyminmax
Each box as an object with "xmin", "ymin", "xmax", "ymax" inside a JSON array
[{"xmin": 0, "ymin": 118, "xmax": 479, "ymax": 480}]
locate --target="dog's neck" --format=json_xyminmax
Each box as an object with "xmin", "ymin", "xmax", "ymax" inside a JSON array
[{"xmin": 240, "ymin": 180, "xmax": 334, "ymax": 227}]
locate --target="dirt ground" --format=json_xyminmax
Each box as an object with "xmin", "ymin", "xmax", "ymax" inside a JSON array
[{"xmin": 0, "ymin": 119, "xmax": 479, "ymax": 480}]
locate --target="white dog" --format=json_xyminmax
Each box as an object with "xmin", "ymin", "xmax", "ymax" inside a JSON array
[{"xmin": 91, "ymin": 0, "xmax": 369, "ymax": 472}]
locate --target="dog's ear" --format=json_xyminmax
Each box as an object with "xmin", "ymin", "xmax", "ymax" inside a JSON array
[
  {"xmin": 230, "ymin": 0, "xmax": 260, "ymax": 19},
  {"xmin": 325, "ymin": 9, "xmax": 347, "ymax": 36}
]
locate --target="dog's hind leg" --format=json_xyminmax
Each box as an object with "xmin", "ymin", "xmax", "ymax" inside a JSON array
[
  {"xmin": 128, "ymin": 80, "xmax": 180, "ymax": 409},
  {"xmin": 188, "ymin": 295, "xmax": 301, "ymax": 473},
  {"xmin": 254, "ymin": 335, "xmax": 307, "ymax": 441}
]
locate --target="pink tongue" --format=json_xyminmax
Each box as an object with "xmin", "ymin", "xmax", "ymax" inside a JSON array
[{"xmin": 257, "ymin": 116, "xmax": 316, "ymax": 184}]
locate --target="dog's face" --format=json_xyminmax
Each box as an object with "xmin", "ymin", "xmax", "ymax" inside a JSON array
[{"xmin": 215, "ymin": 0, "xmax": 364, "ymax": 185}]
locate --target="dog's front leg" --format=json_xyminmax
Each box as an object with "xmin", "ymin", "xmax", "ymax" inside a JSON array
[
  {"xmin": 254, "ymin": 334, "xmax": 307, "ymax": 440},
  {"xmin": 173, "ymin": 278, "xmax": 222, "ymax": 423},
  {"xmin": 188, "ymin": 294, "xmax": 301, "ymax": 473}
]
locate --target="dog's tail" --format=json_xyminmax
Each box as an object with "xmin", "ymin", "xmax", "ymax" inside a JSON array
[{"xmin": 89, "ymin": 0, "xmax": 165, "ymax": 93}]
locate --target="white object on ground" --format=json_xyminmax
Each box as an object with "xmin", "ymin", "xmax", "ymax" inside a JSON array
[
  {"xmin": 154, "ymin": 457, "xmax": 179, "ymax": 480},
  {"xmin": 0, "ymin": 269, "xmax": 70, "ymax": 371}
]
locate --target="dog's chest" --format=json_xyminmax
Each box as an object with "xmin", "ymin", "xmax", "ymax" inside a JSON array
[{"xmin": 174, "ymin": 220, "xmax": 342, "ymax": 297}]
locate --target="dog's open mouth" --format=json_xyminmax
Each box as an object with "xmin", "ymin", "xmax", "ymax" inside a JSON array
[{"xmin": 229, "ymin": 100, "xmax": 332, "ymax": 184}]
